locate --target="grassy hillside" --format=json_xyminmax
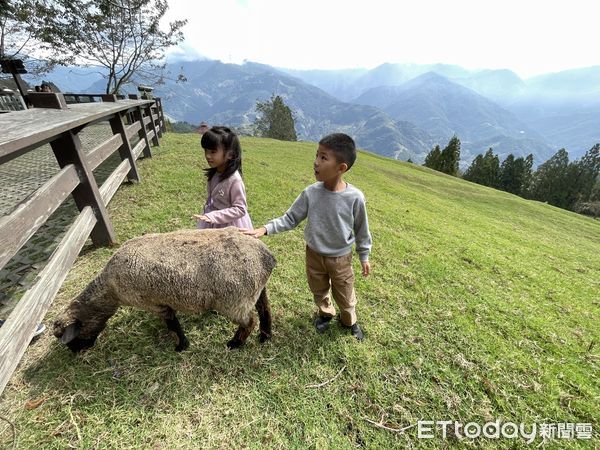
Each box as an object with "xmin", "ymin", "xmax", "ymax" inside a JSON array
[{"xmin": 1, "ymin": 134, "xmax": 598, "ymax": 448}]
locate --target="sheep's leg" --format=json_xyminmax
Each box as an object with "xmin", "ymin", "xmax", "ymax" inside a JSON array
[
  {"xmin": 227, "ymin": 315, "xmax": 256, "ymax": 349},
  {"xmin": 255, "ymin": 287, "xmax": 272, "ymax": 343},
  {"xmin": 159, "ymin": 306, "xmax": 189, "ymax": 352}
]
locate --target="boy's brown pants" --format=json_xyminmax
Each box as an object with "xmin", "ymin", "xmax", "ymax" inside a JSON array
[{"xmin": 305, "ymin": 246, "xmax": 357, "ymax": 326}]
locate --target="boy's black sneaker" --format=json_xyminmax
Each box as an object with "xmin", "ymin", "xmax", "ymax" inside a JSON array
[
  {"xmin": 350, "ymin": 323, "xmax": 364, "ymax": 341},
  {"xmin": 314, "ymin": 316, "xmax": 332, "ymax": 333}
]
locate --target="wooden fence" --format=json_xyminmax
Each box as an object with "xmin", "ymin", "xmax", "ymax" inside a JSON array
[
  {"xmin": 0, "ymin": 90, "xmax": 27, "ymax": 113},
  {"xmin": 0, "ymin": 92, "xmax": 166, "ymax": 395}
]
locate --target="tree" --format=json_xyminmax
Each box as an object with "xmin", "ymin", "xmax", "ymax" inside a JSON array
[
  {"xmin": 579, "ymin": 143, "xmax": 600, "ymax": 199},
  {"xmin": 564, "ymin": 143, "xmax": 600, "ymax": 209},
  {"xmin": 463, "ymin": 148, "xmax": 501, "ymax": 188},
  {"xmin": 529, "ymin": 149, "xmax": 570, "ymax": 207},
  {"xmin": 591, "ymin": 179, "xmax": 600, "ymax": 202},
  {"xmin": 521, "ymin": 154, "xmax": 535, "ymax": 196},
  {"xmin": 463, "ymin": 154, "xmax": 484, "ymax": 183},
  {"xmin": 439, "ymin": 136, "xmax": 461, "ymax": 176},
  {"xmin": 499, "ymin": 153, "xmax": 533, "ymax": 196},
  {"xmin": 35, "ymin": 0, "xmax": 186, "ymax": 94},
  {"xmin": 423, "ymin": 145, "xmax": 441, "ymax": 170},
  {"xmin": 0, "ymin": 0, "xmax": 57, "ymax": 74},
  {"xmin": 254, "ymin": 94, "xmax": 297, "ymax": 141}
]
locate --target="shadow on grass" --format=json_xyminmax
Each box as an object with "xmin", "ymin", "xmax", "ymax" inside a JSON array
[{"xmin": 20, "ymin": 307, "xmax": 353, "ymax": 415}]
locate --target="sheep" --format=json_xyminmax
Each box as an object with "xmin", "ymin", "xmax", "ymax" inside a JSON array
[{"xmin": 53, "ymin": 227, "xmax": 276, "ymax": 352}]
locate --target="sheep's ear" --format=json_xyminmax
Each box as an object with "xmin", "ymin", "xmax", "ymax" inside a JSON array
[{"xmin": 61, "ymin": 321, "xmax": 82, "ymax": 344}]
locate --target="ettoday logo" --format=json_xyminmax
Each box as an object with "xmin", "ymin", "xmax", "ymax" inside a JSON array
[{"xmin": 417, "ymin": 420, "xmax": 593, "ymax": 443}]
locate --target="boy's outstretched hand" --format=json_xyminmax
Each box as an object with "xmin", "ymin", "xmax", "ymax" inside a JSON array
[
  {"xmin": 240, "ymin": 227, "xmax": 267, "ymax": 238},
  {"xmin": 361, "ymin": 260, "xmax": 371, "ymax": 277}
]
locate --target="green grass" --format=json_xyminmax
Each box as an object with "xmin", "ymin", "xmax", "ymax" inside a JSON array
[{"xmin": 1, "ymin": 134, "xmax": 598, "ymax": 448}]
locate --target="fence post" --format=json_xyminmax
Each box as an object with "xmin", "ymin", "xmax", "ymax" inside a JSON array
[
  {"xmin": 50, "ymin": 131, "xmax": 116, "ymax": 246},
  {"xmin": 152, "ymin": 101, "xmax": 163, "ymax": 139},
  {"xmin": 134, "ymin": 106, "xmax": 152, "ymax": 158},
  {"xmin": 110, "ymin": 111, "xmax": 141, "ymax": 182},
  {"xmin": 156, "ymin": 98, "xmax": 166, "ymax": 133},
  {"xmin": 103, "ymin": 95, "xmax": 141, "ymax": 181},
  {"xmin": 145, "ymin": 103, "xmax": 160, "ymax": 147},
  {"xmin": 28, "ymin": 93, "xmax": 68, "ymax": 109}
]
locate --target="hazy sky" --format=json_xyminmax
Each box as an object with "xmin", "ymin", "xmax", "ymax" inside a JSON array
[{"xmin": 164, "ymin": 0, "xmax": 598, "ymax": 78}]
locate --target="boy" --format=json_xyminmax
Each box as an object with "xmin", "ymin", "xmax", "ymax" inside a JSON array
[{"xmin": 244, "ymin": 133, "xmax": 371, "ymax": 340}]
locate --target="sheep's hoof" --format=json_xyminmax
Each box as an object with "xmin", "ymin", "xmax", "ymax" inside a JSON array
[
  {"xmin": 175, "ymin": 338, "xmax": 190, "ymax": 352},
  {"xmin": 226, "ymin": 339, "xmax": 243, "ymax": 350},
  {"xmin": 259, "ymin": 332, "xmax": 271, "ymax": 343}
]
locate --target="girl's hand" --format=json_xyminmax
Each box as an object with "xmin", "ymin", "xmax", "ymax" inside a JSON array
[
  {"xmin": 361, "ymin": 260, "xmax": 371, "ymax": 277},
  {"xmin": 192, "ymin": 214, "xmax": 213, "ymax": 223}
]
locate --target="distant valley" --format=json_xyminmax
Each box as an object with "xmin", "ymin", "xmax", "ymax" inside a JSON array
[{"xmin": 26, "ymin": 59, "xmax": 600, "ymax": 165}]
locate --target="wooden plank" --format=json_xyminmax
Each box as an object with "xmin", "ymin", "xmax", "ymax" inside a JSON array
[
  {"xmin": 156, "ymin": 98, "xmax": 166, "ymax": 133},
  {"xmin": 0, "ymin": 164, "xmax": 79, "ymax": 270},
  {"xmin": 131, "ymin": 139, "xmax": 146, "ymax": 159},
  {"xmin": 125, "ymin": 121, "xmax": 141, "ymax": 141},
  {"xmin": 109, "ymin": 112, "xmax": 140, "ymax": 182},
  {"xmin": 143, "ymin": 115, "xmax": 151, "ymax": 126},
  {"xmin": 0, "ymin": 206, "xmax": 96, "ymax": 396},
  {"xmin": 0, "ymin": 100, "xmax": 154, "ymax": 164},
  {"xmin": 151, "ymin": 103, "xmax": 163, "ymax": 138},
  {"xmin": 28, "ymin": 92, "xmax": 68, "ymax": 110},
  {"xmin": 99, "ymin": 159, "xmax": 131, "ymax": 204},
  {"xmin": 146, "ymin": 104, "xmax": 160, "ymax": 147},
  {"xmin": 87, "ymin": 134, "xmax": 122, "ymax": 171},
  {"xmin": 51, "ymin": 131, "xmax": 116, "ymax": 246},
  {"xmin": 134, "ymin": 106, "xmax": 151, "ymax": 158}
]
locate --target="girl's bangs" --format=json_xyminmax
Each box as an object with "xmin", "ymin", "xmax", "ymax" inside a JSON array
[{"xmin": 201, "ymin": 130, "xmax": 221, "ymax": 150}]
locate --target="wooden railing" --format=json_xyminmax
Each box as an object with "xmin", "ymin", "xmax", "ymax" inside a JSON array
[
  {"xmin": 63, "ymin": 93, "xmax": 127, "ymax": 103},
  {"xmin": 0, "ymin": 93, "xmax": 166, "ymax": 395},
  {"xmin": 0, "ymin": 90, "xmax": 26, "ymax": 113}
]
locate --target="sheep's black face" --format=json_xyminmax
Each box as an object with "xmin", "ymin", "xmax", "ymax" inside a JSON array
[
  {"xmin": 54, "ymin": 319, "xmax": 97, "ymax": 353},
  {"xmin": 65, "ymin": 336, "xmax": 98, "ymax": 353}
]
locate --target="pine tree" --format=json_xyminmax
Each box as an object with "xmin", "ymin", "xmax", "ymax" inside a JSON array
[
  {"xmin": 565, "ymin": 143, "xmax": 600, "ymax": 209},
  {"xmin": 499, "ymin": 154, "xmax": 517, "ymax": 193},
  {"xmin": 530, "ymin": 149, "xmax": 570, "ymax": 207},
  {"xmin": 463, "ymin": 154, "xmax": 485, "ymax": 183},
  {"xmin": 463, "ymin": 148, "xmax": 500, "ymax": 187},
  {"xmin": 254, "ymin": 95, "xmax": 297, "ymax": 141},
  {"xmin": 521, "ymin": 154, "xmax": 534, "ymax": 197},
  {"xmin": 439, "ymin": 136, "xmax": 461, "ymax": 176},
  {"xmin": 423, "ymin": 145, "xmax": 441, "ymax": 170},
  {"xmin": 498, "ymin": 153, "xmax": 534, "ymax": 196},
  {"xmin": 591, "ymin": 180, "xmax": 600, "ymax": 202}
]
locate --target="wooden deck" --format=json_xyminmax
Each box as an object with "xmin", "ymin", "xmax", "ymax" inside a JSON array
[
  {"xmin": 0, "ymin": 97, "xmax": 164, "ymax": 395},
  {"xmin": 0, "ymin": 100, "xmax": 151, "ymax": 164},
  {"xmin": 0, "ymin": 124, "xmax": 121, "ymax": 314}
]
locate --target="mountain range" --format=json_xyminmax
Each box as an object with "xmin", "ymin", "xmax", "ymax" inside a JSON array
[{"xmin": 20, "ymin": 59, "xmax": 600, "ymax": 165}]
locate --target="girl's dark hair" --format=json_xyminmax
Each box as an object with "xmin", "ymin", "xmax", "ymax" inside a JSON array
[{"xmin": 201, "ymin": 126, "xmax": 243, "ymax": 180}]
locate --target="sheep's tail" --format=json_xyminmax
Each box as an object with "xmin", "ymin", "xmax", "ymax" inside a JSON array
[{"xmin": 256, "ymin": 287, "xmax": 272, "ymax": 342}]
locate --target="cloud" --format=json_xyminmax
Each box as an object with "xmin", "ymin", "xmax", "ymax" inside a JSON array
[
  {"xmin": 166, "ymin": 41, "xmax": 207, "ymax": 63},
  {"xmin": 163, "ymin": 0, "xmax": 600, "ymax": 77}
]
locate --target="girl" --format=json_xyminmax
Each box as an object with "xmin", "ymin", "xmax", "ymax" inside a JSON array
[{"xmin": 193, "ymin": 126, "xmax": 253, "ymax": 229}]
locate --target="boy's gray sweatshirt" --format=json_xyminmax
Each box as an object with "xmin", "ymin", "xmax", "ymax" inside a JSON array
[{"xmin": 264, "ymin": 182, "xmax": 372, "ymax": 261}]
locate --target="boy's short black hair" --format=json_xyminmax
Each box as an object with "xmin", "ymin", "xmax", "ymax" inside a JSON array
[{"xmin": 319, "ymin": 133, "xmax": 356, "ymax": 170}]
